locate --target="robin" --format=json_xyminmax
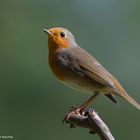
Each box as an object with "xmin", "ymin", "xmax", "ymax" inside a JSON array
[{"xmin": 43, "ymin": 27, "xmax": 140, "ymax": 115}]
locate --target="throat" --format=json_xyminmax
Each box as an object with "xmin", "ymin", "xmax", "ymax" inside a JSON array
[{"xmin": 49, "ymin": 53, "xmax": 64, "ymax": 80}]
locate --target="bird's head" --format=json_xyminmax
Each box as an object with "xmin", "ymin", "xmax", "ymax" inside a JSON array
[{"xmin": 43, "ymin": 27, "xmax": 77, "ymax": 52}]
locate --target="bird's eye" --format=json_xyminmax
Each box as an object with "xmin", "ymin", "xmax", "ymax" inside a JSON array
[{"xmin": 60, "ymin": 32, "xmax": 65, "ymax": 38}]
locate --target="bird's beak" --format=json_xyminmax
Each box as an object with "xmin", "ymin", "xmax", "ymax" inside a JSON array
[{"xmin": 43, "ymin": 29, "xmax": 53, "ymax": 36}]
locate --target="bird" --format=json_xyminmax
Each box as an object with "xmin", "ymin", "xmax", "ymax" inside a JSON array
[{"xmin": 43, "ymin": 27, "xmax": 140, "ymax": 115}]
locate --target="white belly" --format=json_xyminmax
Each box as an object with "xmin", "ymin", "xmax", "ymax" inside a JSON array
[{"xmin": 61, "ymin": 80, "xmax": 96, "ymax": 94}]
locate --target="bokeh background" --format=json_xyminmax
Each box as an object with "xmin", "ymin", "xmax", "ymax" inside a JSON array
[{"xmin": 1, "ymin": 0, "xmax": 140, "ymax": 140}]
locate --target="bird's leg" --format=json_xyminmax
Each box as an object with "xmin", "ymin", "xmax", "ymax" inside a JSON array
[
  {"xmin": 63, "ymin": 92, "xmax": 99, "ymax": 123},
  {"xmin": 78, "ymin": 92, "xmax": 99, "ymax": 112}
]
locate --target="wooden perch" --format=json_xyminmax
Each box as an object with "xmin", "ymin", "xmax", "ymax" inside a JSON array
[{"xmin": 63, "ymin": 109, "xmax": 115, "ymax": 140}]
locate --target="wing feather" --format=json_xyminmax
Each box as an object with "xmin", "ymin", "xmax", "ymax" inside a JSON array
[{"xmin": 64, "ymin": 47, "xmax": 116, "ymax": 89}]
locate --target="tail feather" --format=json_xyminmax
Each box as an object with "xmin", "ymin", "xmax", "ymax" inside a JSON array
[
  {"xmin": 119, "ymin": 91, "xmax": 140, "ymax": 110},
  {"xmin": 113, "ymin": 79, "xmax": 140, "ymax": 110}
]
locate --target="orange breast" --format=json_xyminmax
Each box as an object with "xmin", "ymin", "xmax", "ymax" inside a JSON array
[{"xmin": 49, "ymin": 53, "xmax": 64, "ymax": 81}]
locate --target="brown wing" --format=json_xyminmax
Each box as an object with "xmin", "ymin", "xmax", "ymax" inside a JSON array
[
  {"xmin": 79, "ymin": 64, "xmax": 116, "ymax": 89},
  {"xmin": 60, "ymin": 47, "xmax": 140, "ymax": 110},
  {"xmin": 64, "ymin": 47, "xmax": 117, "ymax": 90}
]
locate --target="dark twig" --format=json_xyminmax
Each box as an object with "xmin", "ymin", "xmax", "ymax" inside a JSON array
[{"xmin": 64, "ymin": 109, "xmax": 115, "ymax": 140}]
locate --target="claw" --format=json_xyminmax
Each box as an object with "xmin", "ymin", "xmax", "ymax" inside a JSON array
[
  {"xmin": 70, "ymin": 124, "xmax": 76, "ymax": 128},
  {"xmin": 89, "ymin": 130, "xmax": 96, "ymax": 134},
  {"xmin": 62, "ymin": 106, "xmax": 85, "ymax": 125},
  {"xmin": 62, "ymin": 114, "xmax": 69, "ymax": 125}
]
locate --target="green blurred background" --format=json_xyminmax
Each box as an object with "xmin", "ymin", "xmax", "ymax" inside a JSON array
[{"xmin": 1, "ymin": 0, "xmax": 140, "ymax": 139}]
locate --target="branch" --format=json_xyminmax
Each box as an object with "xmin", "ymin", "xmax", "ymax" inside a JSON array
[{"xmin": 64, "ymin": 109, "xmax": 115, "ymax": 140}]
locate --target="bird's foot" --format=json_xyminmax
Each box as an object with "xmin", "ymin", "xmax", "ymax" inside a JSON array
[{"xmin": 62, "ymin": 106, "xmax": 85, "ymax": 126}]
